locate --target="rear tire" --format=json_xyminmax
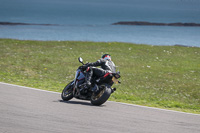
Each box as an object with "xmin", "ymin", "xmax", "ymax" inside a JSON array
[
  {"xmin": 61, "ymin": 81, "xmax": 74, "ymax": 101},
  {"xmin": 91, "ymin": 84, "xmax": 111, "ymax": 106}
]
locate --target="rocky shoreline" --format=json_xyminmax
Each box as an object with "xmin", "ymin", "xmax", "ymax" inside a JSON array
[
  {"xmin": 0, "ymin": 22, "xmax": 59, "ymax": 26},
  {"xmin": 112, "ymin": 21, "xmax": 200, "ymax": 27}
]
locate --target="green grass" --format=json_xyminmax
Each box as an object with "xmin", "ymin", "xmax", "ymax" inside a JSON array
[{"xmin": 0, "ymin": 39, "xmax": 200, "ymax": 114}]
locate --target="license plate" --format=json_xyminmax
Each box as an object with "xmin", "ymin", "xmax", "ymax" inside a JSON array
[{"xmin": 112, "ymin": 77, "xmax": 118, "ymax": 84}]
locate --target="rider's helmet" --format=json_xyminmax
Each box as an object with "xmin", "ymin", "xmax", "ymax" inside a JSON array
[{"xmin": 102, "ymin": 54, "xmax": 111, "ymax": 60}]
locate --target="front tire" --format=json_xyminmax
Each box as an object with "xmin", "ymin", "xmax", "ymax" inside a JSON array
[
  {"xmin": 61, "ymin": 81, "xmax": 74, "ymax": 101},
  {"xmin": 91, "ymin": 84, "xmax": 112, "ymax": 106}
]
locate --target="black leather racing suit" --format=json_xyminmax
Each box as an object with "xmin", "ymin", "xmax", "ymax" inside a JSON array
[{"xmin": 84, "ymin": 58, "xmax": 116, "ymax": 85}]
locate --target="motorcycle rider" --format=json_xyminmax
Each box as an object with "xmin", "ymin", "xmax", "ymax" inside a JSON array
[{"xmin": 80, "ymin": 54, "xmax": 116, "ymax": 91}]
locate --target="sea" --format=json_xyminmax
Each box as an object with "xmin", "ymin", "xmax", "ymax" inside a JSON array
[{"xmin": 0, "ymin": 0, "xmax": 200, "ymax": 47}]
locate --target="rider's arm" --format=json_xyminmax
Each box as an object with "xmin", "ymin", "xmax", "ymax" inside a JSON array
[{"xmin": 86, "ymin": 59, "xmax": 105, "ymax": 67}]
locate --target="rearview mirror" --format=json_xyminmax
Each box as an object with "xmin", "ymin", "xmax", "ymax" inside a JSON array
[{"xmin": 78, "ymin": 57, "xmax": 84, "ymax": 64}]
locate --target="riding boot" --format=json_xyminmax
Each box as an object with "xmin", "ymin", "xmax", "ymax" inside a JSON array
[
  {"xmin": 80, "ymin": 67, "xmax": 93, "ymax": 92},
  {"xmin": 85, "ymin": 67, "xmax": 93, "ymax": 88}
]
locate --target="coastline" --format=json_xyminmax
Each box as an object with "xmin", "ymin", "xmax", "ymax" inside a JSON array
[
  {"xmin": 0, "ymin": 38, "xmax": 198, "ymax": 48},
  {"xmin": 0, "ymin": 22, "xmax": 59, "ymax": 26},
  {"xmin": 112, "ymin": 21, "xmax": 200, "ymax": 27},
  {"xmin": 2, "ymin": 21, "xmax": 200, "ymax": 27},
  {"xmin": 1, "ymin": 21, "xmax": 200, "ymax": 47}
]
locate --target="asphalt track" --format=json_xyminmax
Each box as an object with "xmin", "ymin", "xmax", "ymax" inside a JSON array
[{"xmin": 0, "ymin": 82, "xmax": 200, "ymax": 133}]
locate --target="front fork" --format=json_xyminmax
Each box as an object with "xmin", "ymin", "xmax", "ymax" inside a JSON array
[{"xmin": 73, "ymin": 80, "xmax": 83, "ymax": 97}]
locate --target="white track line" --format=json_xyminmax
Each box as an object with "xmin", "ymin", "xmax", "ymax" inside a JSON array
[
  {"xmin": 0, "ymin": 82, "xmax": 60, "ymax": 94},
  {"xmin": 0, "ymin": 82, "xmax": 199, "ymax": 116},
  {"xmin": 108, "ymin": 101, "xmax": 200, "ymax": 116}
]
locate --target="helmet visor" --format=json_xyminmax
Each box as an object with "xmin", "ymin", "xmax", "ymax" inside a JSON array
[{"xmin": 103, "ymin": 55, "xmax": 111, "ymax": 60}]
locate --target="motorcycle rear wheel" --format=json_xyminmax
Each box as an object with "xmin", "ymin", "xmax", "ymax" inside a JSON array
[
  {"xmin": 91, "ymin": 84, "xmax": 111, "ymax": 106},
  {"xmin": 61, "ymin": 82, "xmax": 73, "ymax": 101}
]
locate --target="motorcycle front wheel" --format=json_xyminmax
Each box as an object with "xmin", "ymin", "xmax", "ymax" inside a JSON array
[
  {"xmin": 91, "ymin": 84, "xmax": 111, "ymax": 106},
  {"xmin": 61, "ymin": 81, "xmax": 74, "ymax": 101}
]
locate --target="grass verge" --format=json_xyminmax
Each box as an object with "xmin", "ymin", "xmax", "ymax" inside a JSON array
[{"xmin": 0, "ymin": 39, "xmax": 200, "ymax": 114}]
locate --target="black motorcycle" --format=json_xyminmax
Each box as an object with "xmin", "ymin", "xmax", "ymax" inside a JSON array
[{"xmin": 61, "ymin": 57, "xmax": 121, "ymax": 106}]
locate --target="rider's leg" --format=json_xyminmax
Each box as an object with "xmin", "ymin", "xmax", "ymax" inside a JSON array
[
  {"xmin": 83, "ymin": 67, "xmax": 106, "ymax": 88},
  {"xmin": 90, "ymin": 68, "xmax": 107, "ymax": 95},
  {"xmin": 85, "ymin": 67, "xmax": 93, "ymax": 87},
  {"xmin": 92, "ymin": 67, "xmax": 107, "ymax": 77}
]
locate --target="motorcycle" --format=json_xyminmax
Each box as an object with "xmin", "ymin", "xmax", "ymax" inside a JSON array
[{"xmin": 61, "ymin": 57, "xmax": 121, "ymax": 106}]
